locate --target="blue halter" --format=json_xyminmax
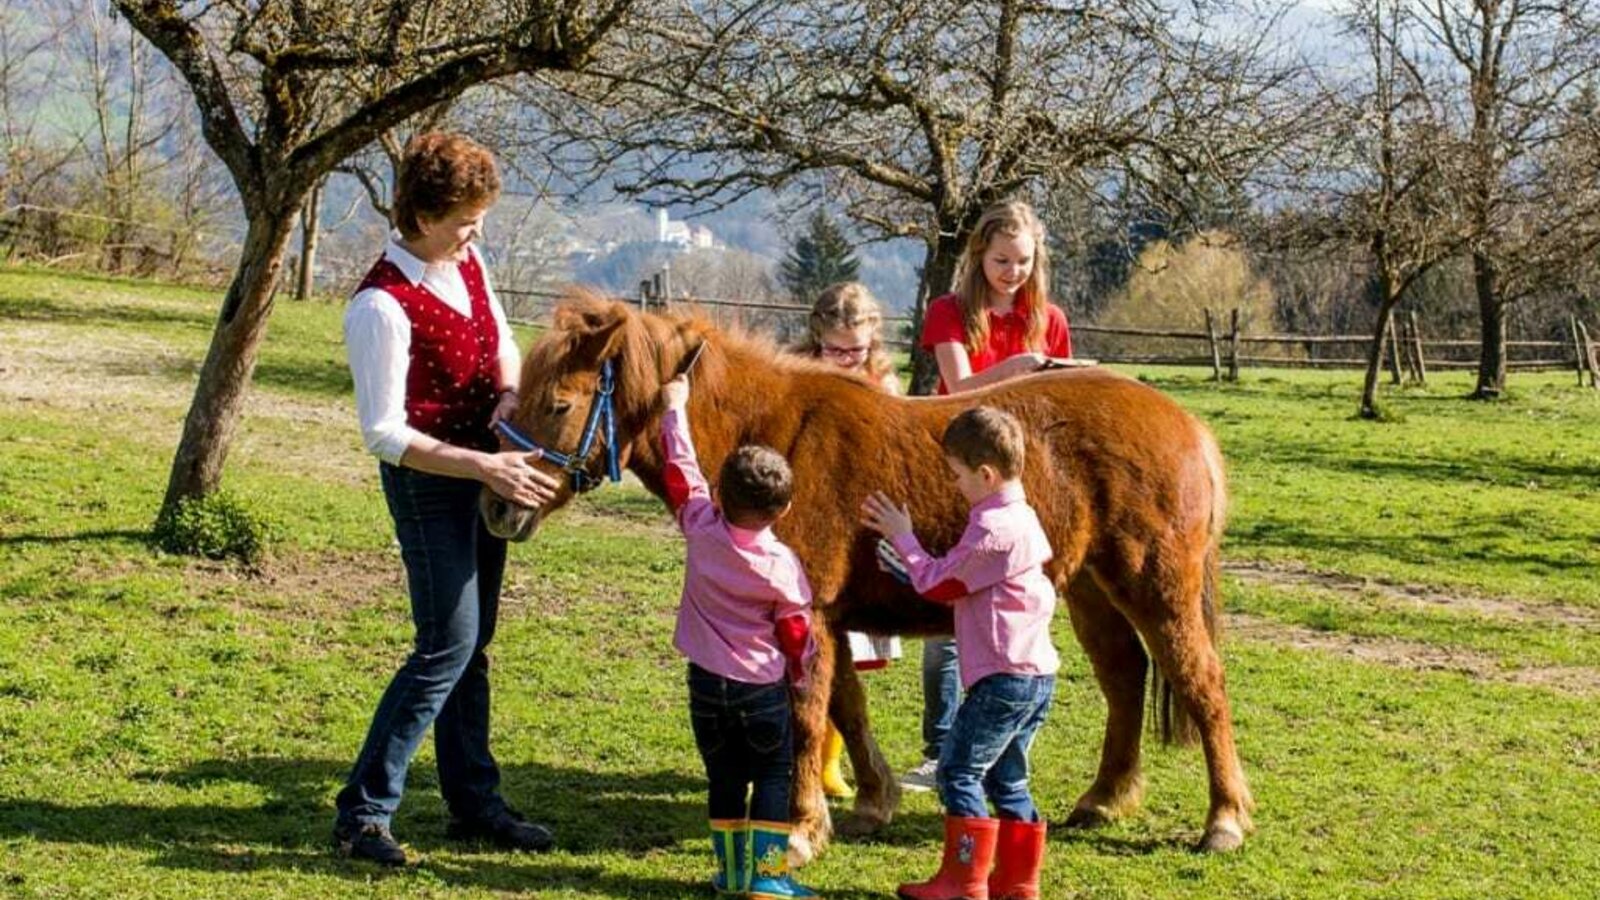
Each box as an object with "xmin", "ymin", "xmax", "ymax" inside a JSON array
[{"xmin": 494, "ymin": 358, "xmax": 623, "ymax": 494}]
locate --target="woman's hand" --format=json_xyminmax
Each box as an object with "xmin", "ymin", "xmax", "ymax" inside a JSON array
[
  {"xmin": 860, "ymin": 491, "xmax": 914, "ymax": 538},
  {"xmin": 478, "ymin": 449, "xmax": 560, "ymax": 509},
  {"xmin": 489, "ymin": 389, "xmax": 519, "ymax": 427}
]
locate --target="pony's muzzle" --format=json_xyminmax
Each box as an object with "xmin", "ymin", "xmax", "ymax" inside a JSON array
[{"xmin": 479, "ymin": 490, "xmax": 539, "ymax": 542}]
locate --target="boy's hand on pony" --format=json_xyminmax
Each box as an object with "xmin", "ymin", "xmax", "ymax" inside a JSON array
[
  {"xmin": 662, "ymin": 374, "xmax": 690, "ymax": 411},
  {"xmin": 860, "ymin": 491, "xmax": 913, "ymax": 538}
]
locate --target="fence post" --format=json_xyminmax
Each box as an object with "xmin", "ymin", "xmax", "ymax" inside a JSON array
[
  {"xmin": 1578, "ymin": 320, "xmax": 1599, "ymax": 389},
  {"xmin": 1204, "ymin": 308, "xmax": 1223, "ymax": 382},
  {"xmin": 1397, "ymin": 316, "xmax": 1417, "ymax": 382},
  {"xmin": 1409, "ymin": 311, "xmax": 1427, "ymax": 385},
  {"xmin": 639, "ymin": 279, "xmax": 653, "ymax": 312},
  {"xmin": 1385, "ymin": 315, "xmax": 1403, "ymax": 385},
  {"xmin": 1227, "ymin": 308, "xmax": 1241, "ymax": 382},
  {"xmin": 1570, "ymin": 316, "xmax": 1586, "ymax": 387},
  {"xmin": 651, "ymin": 271, "xmax": 668, "ymax": 312}
]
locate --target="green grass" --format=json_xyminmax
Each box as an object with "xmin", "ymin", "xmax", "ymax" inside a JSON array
[{"xmin": 2, "ymin": 267, "xmax": 1598, "ymax": 898}]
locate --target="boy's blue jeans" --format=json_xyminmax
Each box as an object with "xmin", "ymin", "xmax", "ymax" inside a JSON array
[
  {"xmin": 335, "ymin": 464, "xmax": 508, "ymax": 828},
  {"xmin": 687, "ymin": 664, "xmax": 794, "ymax": 822},
  {"xmin": 936, "ymin": 673, "xmax": 1055, "ymax": 821}
]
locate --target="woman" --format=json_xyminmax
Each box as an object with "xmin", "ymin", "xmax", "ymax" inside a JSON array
[{"xmin": 334, "ymin": 132, "xmax": 558, "ymax": 866}]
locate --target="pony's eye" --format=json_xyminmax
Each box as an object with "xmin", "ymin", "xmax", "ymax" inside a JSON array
[{"xmin": 548, "ymin": 400, "xmax": 572, "ymax": 417}]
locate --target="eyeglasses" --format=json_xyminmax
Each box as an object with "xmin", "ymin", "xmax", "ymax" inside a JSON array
[{"xmin": 820, "ymin": 343, "xmax": 871, "ymax": 360}]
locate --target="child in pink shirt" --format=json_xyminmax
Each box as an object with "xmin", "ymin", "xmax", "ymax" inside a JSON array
[
  {"xmin": 861, "ymin": 407, "xmax": 1057, "ymax": 900},
  {"xmin": 661, "ymin": 373, "xmax": 819, "ymax": 900}
]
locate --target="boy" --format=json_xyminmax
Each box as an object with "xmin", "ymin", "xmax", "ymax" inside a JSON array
[
  {"xmin": 861, "ymin": 407, "xmax": 1056, "ymax": 900},
  {"xmin": 661, "ymin": 373, "xmax": 820, "ymax": 900}
]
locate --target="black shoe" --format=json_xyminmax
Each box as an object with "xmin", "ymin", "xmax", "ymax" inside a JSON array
[
  {"xmin": 446, "ymin": 808, "xmax": 555, "ymax": 853},
  {"xmin": 333, "ymin": 822, "xmax": 407, "ymax": 867}
]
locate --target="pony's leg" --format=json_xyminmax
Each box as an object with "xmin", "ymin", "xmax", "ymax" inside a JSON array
[
  {"xmin": 830, "ymin": 642, "xmax": 900, "ymax": 837},
  {"xmin": 1063, "ymin": 572, "xmax": 1149, "ymax": 828},
  {"xmin": 787, "ymin": 624, "xmax": 834, "ymax": 867},
  {"xmin": 1127, "ymin": 557, "xmax": 1254, "ymax": 853}
]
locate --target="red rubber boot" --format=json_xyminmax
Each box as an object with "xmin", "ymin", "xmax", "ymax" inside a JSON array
[
  {"xmin": 897, "ymin": 815, "xmax": 999, "ymax": 900},
  {"xmin": 987, "ymin": 818, "xmax": 1047, "ymax": 900}
]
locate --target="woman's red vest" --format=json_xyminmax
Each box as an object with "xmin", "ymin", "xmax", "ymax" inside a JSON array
[{"xmin": 356, "ymin": 250, "xmax": 502, "ymax": 452}]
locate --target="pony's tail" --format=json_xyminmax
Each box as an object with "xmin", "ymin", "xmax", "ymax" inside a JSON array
[{"xmin": 1153, "ymin": 427, "xmax": 1228, "ymax": 747}]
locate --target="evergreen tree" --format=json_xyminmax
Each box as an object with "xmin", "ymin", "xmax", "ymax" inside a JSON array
[{"xmin": 781, "ymin": 211, "xmax": 860, "ymax": 302}]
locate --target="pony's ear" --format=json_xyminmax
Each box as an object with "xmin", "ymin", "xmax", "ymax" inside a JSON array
[
  {"xmin": 554, "ymin": 298, "xmax": 632, "ymax": 358},
  {"xmin": 671, "ymin": 322, "xmax": 708, "ymax": 379}
]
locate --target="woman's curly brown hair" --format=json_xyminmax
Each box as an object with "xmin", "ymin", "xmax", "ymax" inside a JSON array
[{"xmin": 392, "ymin": 132, "xmax": 501, "ymax": 239}]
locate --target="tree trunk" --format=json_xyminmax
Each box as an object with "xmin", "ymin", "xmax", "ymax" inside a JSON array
[
  {"xmin": 1471, "ymin": 250, "xmax": 1506, "ymax": 399},
  {"xmin": 156, "ymin": 202, "xmax": 302, "ymax": 523},
  {"xmin": 295, "ymin": 179, "xmax": 323, "ymax": 301},
  {"xmin": 909, "ymin": 227, "xmax": 963, "ymax": 396},
  {"xmin": 1359, "ymin": 295, "xmax": 1399, "ymax": 419}
]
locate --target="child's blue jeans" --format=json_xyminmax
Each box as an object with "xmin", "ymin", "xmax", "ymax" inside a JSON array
[
  {"xmin": 936, "ymin": 673, "xmax": 1055, "ymax": 821},
  {"xmin": 687, "ymin": 663, "xmax": 793, "ymax": 822}
]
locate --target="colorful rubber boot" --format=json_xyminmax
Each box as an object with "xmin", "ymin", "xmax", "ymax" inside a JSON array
[
  {"xmin": 747, "ymin": 821, "xmax": 820, "ymax": 899},
  {"xmin": 710, "ymin": 819, "xmax": 749, "ymax": 895},
  {"xmin": 821, "ymin": 723, "xmax": 855, "ymax": 799},
  {"xmin": 897, "ymin": 815, "xmax": 999, "ymax": 900},
  {"xmin": 987, "ymin": 819, "xmax": 1047, "ymax": 900}
]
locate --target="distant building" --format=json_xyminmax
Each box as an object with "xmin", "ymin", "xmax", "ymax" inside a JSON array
[{"xmin": 656, "ymin": 208, "xmax": 720, "ymax": 250}]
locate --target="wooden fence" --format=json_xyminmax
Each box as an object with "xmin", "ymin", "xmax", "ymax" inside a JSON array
[{"xmin": 499, "ymin": 276, "xmax": 1600, "ymax": 389}]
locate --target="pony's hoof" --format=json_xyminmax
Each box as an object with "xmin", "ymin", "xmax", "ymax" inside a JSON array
[
  {"xmin": 786, "ymin": 831, "xmax": 817, "ymax": 868},
  {"xmin": 836, "ymin": 811, "xmax": 890, "ymax": 837},
  {"xmin": 1064, "ymin": 806, "xmax": 1113, "ymax": 829},
  {"xmin": 1197, "ymin": 822, "xmax": 1245, "ymax": 853}
]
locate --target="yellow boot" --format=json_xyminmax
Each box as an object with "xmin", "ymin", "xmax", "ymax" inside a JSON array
[{"xmin": 820, "ymin": 723, "xmax": 854, "ymax": 799}]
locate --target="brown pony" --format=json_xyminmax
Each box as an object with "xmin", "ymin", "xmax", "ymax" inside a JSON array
[{"xmin": 484, "ymin": 294, "xmax": 1254, "ymax": 863}]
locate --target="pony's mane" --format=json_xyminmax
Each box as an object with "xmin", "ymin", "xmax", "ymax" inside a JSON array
[{"xmin": 526, "ymin": 290, "xmax": 877, "ymax": 429}]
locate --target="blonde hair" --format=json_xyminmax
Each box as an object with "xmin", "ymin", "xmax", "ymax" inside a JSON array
[
  {"xmin": 951, "ymin": 200, "xmax": 1052, "ymax": 357},
  {"xmin": 795, "ymin": 281, "xmax": 896, "ymax": 383}
]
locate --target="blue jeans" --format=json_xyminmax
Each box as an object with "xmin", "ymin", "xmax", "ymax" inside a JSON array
[
  {"xmin": 335, "ymin": 464, "xmax": 508, "ymax": 827},
  {"xmin": 921, "ymin": 638, "xmax": 961, "ymax": 760},
  {"xmin": 687, "ymin": 664, "xmax": 793, "ymax": 822},
  {"xmin": 937, "ymin": 674, "xmax": 1055, "ymax": 821}
]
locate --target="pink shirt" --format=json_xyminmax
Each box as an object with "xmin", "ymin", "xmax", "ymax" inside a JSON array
[
  {"xmin": 890, "ymin": 483, "xmax": 1059, "ymax": 689},
  {"xmin": 661, "ymin": 408, "xmax": 815, "ymax": 684}
]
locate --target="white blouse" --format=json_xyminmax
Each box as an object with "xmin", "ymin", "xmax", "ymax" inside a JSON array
[{"xmin": 343, "ymin": 236, "xmax": 519, "ymax": 464}]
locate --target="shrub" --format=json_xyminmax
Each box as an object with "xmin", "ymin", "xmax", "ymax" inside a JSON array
[{"xmin": 152, "ymin": 490, "xmax": 278, "ymax": 566}]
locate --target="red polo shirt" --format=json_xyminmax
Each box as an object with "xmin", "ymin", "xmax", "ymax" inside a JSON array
[{"xmin": 919, "ymin": 293, "xmax": 1073, "ymax": 394}]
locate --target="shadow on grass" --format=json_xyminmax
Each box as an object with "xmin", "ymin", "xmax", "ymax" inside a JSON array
[
  {"xmin": 0, "ymin": 755, "xmax": 948, "ymax": 897},
  {"xmin": 1233, "ymin": 518, "xmax": 1594, "ymax": 573},
  {"xmin": 102, "ymin": 351, "xmax": 354, "ymax": 400},
  {"xmin": 0, "ymin": 756, "xmax": 709, "ymax": 896},
  {"xmin": 0, "ymin": 528, "xmax": 149, "ymax": 548},
  {"xmin": 0, "ymin": 293, "xmax": 213, "ymax": 330},
  {"xmin": 1226, "ymin": 437, "xmax": 1600, "ymax": 492}
]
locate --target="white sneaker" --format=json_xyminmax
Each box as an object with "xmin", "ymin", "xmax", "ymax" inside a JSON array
[{"xmin": 899, "ymin": 758, "xmax": 939, "ymax": 792}]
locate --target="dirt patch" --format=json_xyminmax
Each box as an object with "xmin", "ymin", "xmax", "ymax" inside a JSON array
[
  {"xmin": 1225, "ymin": 561, "xmax": 1600, "ymax": 631},
  {"xmin": 1226, "ymin": 612, "xmax": 1600, "ymax": 696},
  {"xmin": 0, "ymin": 320, "xmax": 369, "ymax": 484}
]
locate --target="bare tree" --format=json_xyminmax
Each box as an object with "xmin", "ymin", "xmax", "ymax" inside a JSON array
[
  {"xmin": 0, "ymin": 5, "xmax": 71, "ymax": 209},
  {"xmin": 1338, "ymin": 0, "xmax": 1468, "ymax": 417},
  {"xmin": 525, "ymin": 0, "xmax": 1307, "ymax": 391},
  {"xmin": 110, "ymin": 0, "xmax": 635, "ymax": 525},
  {"xmin": 1413, "ymin": 0, "xmax": 1600, "ymax": 398}
]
